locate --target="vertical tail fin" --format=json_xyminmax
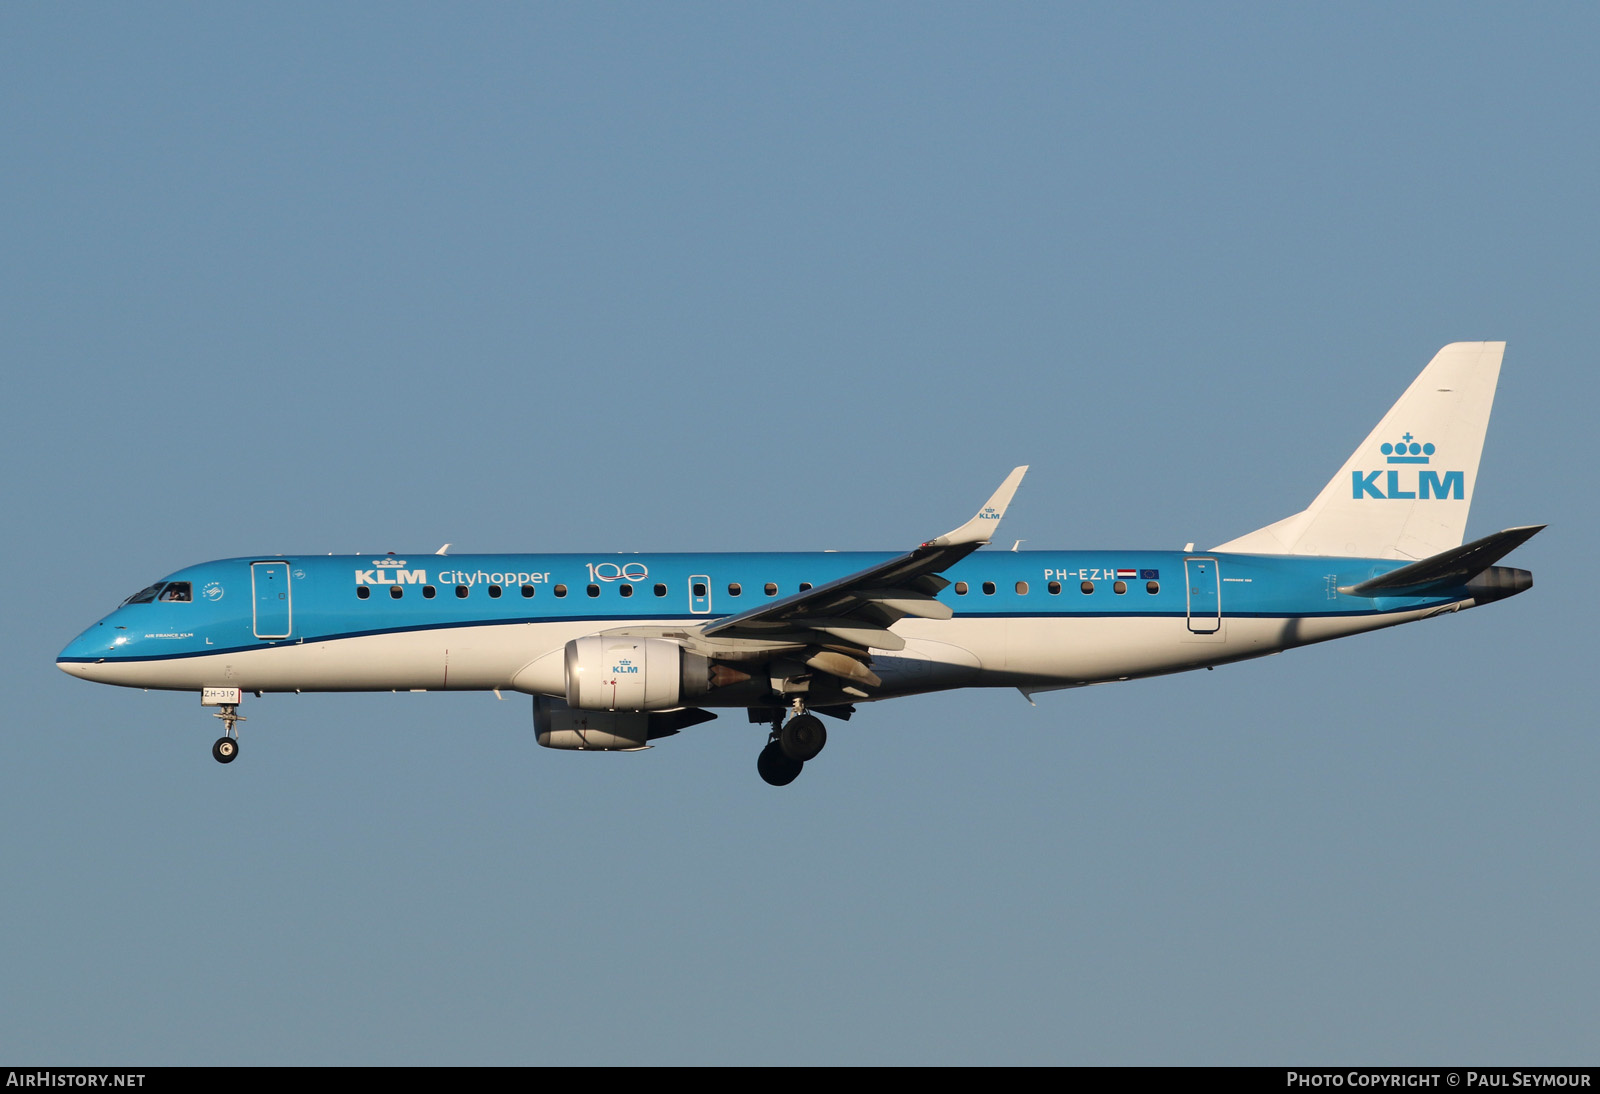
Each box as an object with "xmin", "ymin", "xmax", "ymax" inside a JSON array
[{"xmin": 1213, "ymin": 342, "xmax": 1504, "ymax": 560}]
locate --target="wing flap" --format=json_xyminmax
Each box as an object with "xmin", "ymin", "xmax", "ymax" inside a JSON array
[
  {"xmin": 852, "ymin": 589, "xmax": 955, "ymax": 620},
  {"xmin": 799, "ymin": 619, "xmax": 907, "ymax": 651},
  {"xmin": 806, "ymin": 650, "xmax": 884, "ymax": 689}
]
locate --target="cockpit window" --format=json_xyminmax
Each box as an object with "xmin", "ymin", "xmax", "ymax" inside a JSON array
[
  {"xmin": 122, "ymin": 582, "xmax": 165, "ymax": 605},
  {"xmin": 158, "ymin": 582, "xmax": 192, "ymax": 603}
]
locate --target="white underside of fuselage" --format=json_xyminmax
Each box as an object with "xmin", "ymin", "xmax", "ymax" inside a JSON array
[{"xmin": 57, "ymin": 603, "xmax": 1469, "ymax": 702}]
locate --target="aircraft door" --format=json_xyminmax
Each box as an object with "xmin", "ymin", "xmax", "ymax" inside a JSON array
[
  {"xmin": 252, "ymin": 561, "xmax": 293, "ymax": 639},
  {"xmin": 1184, "ymin": 557, "xmax": 1221, "ymax": 634},
  {"xmin": 689, "ymin": 574, "xmax": 712, "ymax": 615}
]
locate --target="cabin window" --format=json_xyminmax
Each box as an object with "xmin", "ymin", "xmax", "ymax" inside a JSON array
[
  {"xmin": 1048, "ymin": 581, "xmax": 1061, "ymax": 595},
  {"xmin": 554, "ymin": 585, "xmax": 568, "ymax": 597},
  {"xmin": 390, "ymin": 586, "xmax": 403, "ymax": 599},
  {"xmin": 764, "ymin": 583, "xmax": 778, "ymax": 596},
  {"xmin": 456, "ymin": 585, "xmax": 469, "ymax": 598},
  {"xmin": 954, "ymin": 582, "xmax": 968, "ymax": 595},
  {"xmin": 586, "ymin": 584, "xmax": 600, "ymax": 598},
  {"xmin": 619, "ymin": 584, "xmax": 633, "ymax": 597},
  {"xmin": 982, "ymin": 581, "xmax": 996, "ymax": 595},
  {"xmin": 693, "ymin": 583, "xmax": 706, "ymax": 597},
  {"xmin": 1113, "ymin": 580, "xmax": 1127, "ymax": 595},
  {"xmin": 357, "ymin": 586, "xmax": 371, "ymax": 600},
  {"xmin": 1081, "ymin": 581, "xmax": 1095, "ymax": 594},
  {"xmin": 1015, "ymin": 581, "xmax": 1028, "ymax": 595},
  {"xmin": 520, "ymin": 585, "xmax": 535, "ymax": 598},
  {"xmin": 654, "ymin": 583, "xmax": 667, "ymax": 597},
  {"xmin": 123, "ymin": 582, "xmax": 165, "ymax": 606},
  {"xmin": 423, "ymin": 585, "xmax": 436, "ymax": 599},
  {"xmin": 728, "ymin": 583, "xmax": 742, "ymax": 597},
  {"xmin": 799, "ymin": 582, "xmax": 813, "ymax": 592},
  {"xmin": 158, "ymin": 582, "xmax": 192, "ymax": 603},
  {"xmin": 1146, "ymin": 581, "xmax": 1160, "ymax": 594},
  {"xmin": 488, "ymin": 584, "xmax": 502, "ymax": 598}
]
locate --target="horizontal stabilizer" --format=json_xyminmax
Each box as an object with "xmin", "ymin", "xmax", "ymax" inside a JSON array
[{"xmin": 1339, "ymin": 525, "xmax": 1544, "ymax": 597}]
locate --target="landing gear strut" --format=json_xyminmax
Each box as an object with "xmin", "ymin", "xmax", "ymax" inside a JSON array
[
  {"xmin": 211, "ymin": 703, "xmax": 244, "ymax": 765},
  {"xmin": 756, "ymin": 700, "xmax": 828, "ymax": 786}
]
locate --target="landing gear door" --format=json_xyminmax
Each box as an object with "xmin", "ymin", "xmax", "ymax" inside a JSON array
[
  {"xmin": 689, "ymin": 574, "xmax": 712, "ymax": 615},
  {"xmin": 252, "ymin": 561, "xmax": 292, "ymax": 639},
  {"xmin": 1185, "ymin": 557, "xmax": 1221, "ymax": 634}
]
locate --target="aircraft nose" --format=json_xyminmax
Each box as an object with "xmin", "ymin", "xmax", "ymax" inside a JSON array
[{"xmin": 58, "ymin": 622, "xmax": 114, "ymax": 674}]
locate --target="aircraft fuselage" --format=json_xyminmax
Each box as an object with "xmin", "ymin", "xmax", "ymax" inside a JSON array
[{"xmin": 56, "ymin": 548, "xmax": 1510, "ymax": 698}]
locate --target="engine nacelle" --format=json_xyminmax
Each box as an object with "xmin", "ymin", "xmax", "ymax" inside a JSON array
[
  {"xmin": 564, "ymin": 635, "xmax": 710, "ymax": 711},
  {"xmin": 533, "ymin": 695, "xmax": 717, "ymax": 750},
  {"xmin": 536, "ymin": 701, "xmax": 652, "ymax": 750}
]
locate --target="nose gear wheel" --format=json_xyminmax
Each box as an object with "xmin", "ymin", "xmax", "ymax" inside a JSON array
[{"xmin": 210, "ymin": 702, "xmax": 245, "ymax": 764}]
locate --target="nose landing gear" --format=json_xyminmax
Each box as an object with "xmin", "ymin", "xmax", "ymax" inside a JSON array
[
  {"xmin": 212, "ymin": 734, "xmax": 239, "ymax": 763},
  {"xmin": 207, "ymin": 698, "xmax": 245, "ymax": 765}
]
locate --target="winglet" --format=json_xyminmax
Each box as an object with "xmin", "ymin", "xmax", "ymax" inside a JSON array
[{"xmin": 924, "ymin": 466, "xmax": 1028, "ymax": 547}]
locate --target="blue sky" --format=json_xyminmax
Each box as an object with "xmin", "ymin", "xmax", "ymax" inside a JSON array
[{"xmin": 2, "ymin": 3, "xmax": 1595, "ymax": 1064}]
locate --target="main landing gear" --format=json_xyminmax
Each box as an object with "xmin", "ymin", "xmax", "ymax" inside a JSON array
[
  {"xmin": 211, "ymin": 703, "xmax": 245, "ymax": 765},
  {"xmin": 757, "ymin": 701, "xmax": 828, "ymax": 786}
]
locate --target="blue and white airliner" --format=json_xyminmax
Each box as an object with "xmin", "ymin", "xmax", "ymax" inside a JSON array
[{"xmin": 58, "ymin": 343, "xmax": 1540, "ymax": 784}]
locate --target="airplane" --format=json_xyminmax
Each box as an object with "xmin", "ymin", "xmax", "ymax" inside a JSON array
[{"xmin": 57, "ymin": 342, "xmax": 1540, "ymax": 785}]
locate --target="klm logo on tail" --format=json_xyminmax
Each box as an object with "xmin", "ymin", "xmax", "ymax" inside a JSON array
[{"xmin": 1352, "ymin": 433, "xmax": 1464, "ymax": 500}]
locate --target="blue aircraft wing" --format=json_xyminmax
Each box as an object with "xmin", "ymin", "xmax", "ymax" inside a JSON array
[{"xmin": 698, "ymin": 468, "xmax": 1027, "ymax": 663}]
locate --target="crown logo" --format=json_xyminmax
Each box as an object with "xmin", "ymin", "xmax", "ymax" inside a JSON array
[{"xmin": 1381, "ymin": 433, "xmax": 1434, "ymax": 465}]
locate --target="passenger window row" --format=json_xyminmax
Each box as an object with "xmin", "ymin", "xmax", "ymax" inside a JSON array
[
  {"xmin": 716, "ymin": 582, "xmax": 813, "ymax": 598},
  {"xmin": 356, "ymin": 580, "xmax": 821, "ymax": 601},
  {"xmin": 951, "ymin": 579, "xmax": 1161, "ymax": 596},
  {"xmin": 357, "ymin": 576, "xmax": 1161, "ymax": 601}
]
